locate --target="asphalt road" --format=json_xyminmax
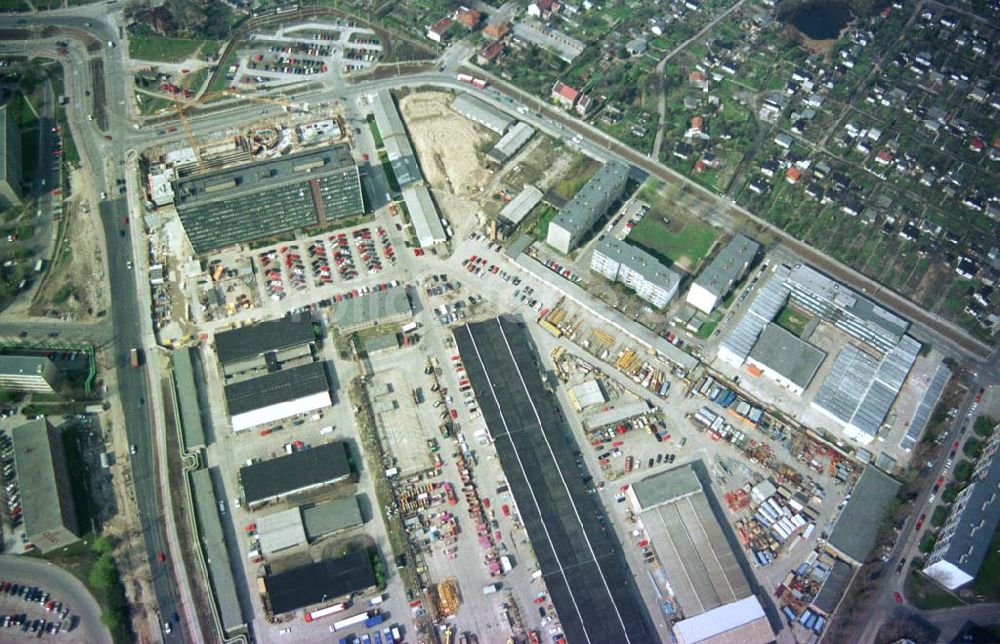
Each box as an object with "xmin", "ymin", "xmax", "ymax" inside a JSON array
[
  {"xmin": 98, "ymin": 197, "xmax": 184, "ymax": 643},
  {"xmin": 5, "ymin": 20, "xmax": 186, "ymax": 640},
  {"xmin": 0, "ymin": 554, "xmax": 112, "ymax": 644}
]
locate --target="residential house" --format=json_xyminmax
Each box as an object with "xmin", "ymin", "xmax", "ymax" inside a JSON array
[
  {"xmin": 575, "ymin": 94, "xmax": 595, "ymax": 116},
  {"xmin": 484, "ymin": 22, "xmax": 511, "ymax": 39},
  {"xmin": 477, "ymin": 40, "xmax": 506, "ymax": 65},
  {"xmin": 427, "ymin": 18, "xmax": 452, "ymax": 43},
  {"xmin": 456, "ymin": 8, "xmax": 481, "ymax": 29},
  {"xmin": 551, "ymin": 81, "xmax": 579, "ymax": 109}
]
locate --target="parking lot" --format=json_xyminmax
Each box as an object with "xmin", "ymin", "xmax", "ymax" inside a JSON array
[
  {"xmin": 251, "ymin": 225, "xmax": 397, "ymax": 304},
  {"xmin": 229, "ymin": 21, "xmax": 383, "ymax": 90},
  {"xmin": 0, "ymin": 555, "xmax": 106, "ymax": 644}
]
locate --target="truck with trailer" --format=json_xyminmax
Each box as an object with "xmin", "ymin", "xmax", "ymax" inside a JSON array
[
  {"xmin": 304, "ymin": 603, "xmax": 348, "ymax": 622},
  {"xmin": 129, "ymin": 348, "xmax": 141, "ymax": 368},
  {"xmin": 329, "ymin": 610, "xmax": 377, "ymax": 632}
]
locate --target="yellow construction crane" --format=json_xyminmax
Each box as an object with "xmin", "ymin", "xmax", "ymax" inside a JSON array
[{"xmin": 173, "ymin": 101, "xmax": 205, "ymax": 171}]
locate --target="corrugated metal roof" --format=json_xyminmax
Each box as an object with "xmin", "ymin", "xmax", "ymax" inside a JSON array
[
  {"xmin": 172, "ymin": 347, "xmax": 206, "ymax": 450},
  {"xmin": 257, "ymin": 507, "xmax": 307, "ymax": 553},
  {"xmin": 451, "ymin": 93, "xmax": 515, "ymax": 134},
  {"xmin": 302, "ymin": 497, "xmax": 364, "ymax": 539},
  {"xmin": 717, "ymin": 269, "xmax": 789, "ymax": 364},
  {"xmin": 401, "ymin": 185, "xmax": 447, "ymax": 246},
  {"xmin": 827, "ymin": 467, "xmax": 901, "ymax": 564},
  {"xmin": 499, "ymin": 184, "xmax": 543, "ymax": 225}
]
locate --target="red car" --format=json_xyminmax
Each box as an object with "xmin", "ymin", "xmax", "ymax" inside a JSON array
[
  {"xmin": 893, "ymin": 592, "xmax": 903, "ymax": 604},
  {"xmin": 157, "ymin": 552, "xmax": 166, "ymax": 563},
  {"xmin": 915, "ymin": 513, "xmax": 926, "ymax": 531}
]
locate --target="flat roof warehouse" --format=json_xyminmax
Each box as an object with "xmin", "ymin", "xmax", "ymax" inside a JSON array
[
  {"xmin": 214, "ymin": 314, "xmax": 315, "ymax": 367},
  {"xmin": 455, "ymin": 316, "xmax": 651, "ymax": 643},
  {"xmin": 173, "ymin": 144, "xmax": 364, "ymax": 253},
  {"xmin": 240, "ymin": 440, "xmax": 352, "ymax": 507}
]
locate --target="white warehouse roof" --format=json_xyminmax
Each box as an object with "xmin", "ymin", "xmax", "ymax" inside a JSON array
[
  {"xmin": 499, "ymin": 184, "xmax": 543, "ymax": 225},
  {"xmin": 451, "ymin": 93, "xmax": 515, "ymax": 134},
  {"xmin": 673, "ymin": 596, "xmax": 773, "ymax": 644},
  {"xmin": 402, "ymin": 185, "xmax": 447, "ymax": 246}
]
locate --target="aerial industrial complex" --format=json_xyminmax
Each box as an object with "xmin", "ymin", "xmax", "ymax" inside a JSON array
[{"xmin": 2, "ymin": 5, "xmax": 997, "ymax": 644}]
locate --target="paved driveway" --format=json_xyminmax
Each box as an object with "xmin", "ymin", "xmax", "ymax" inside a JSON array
[{"xmin": 0, "ymin": 555, "xmax": 111, "ymax": 644}]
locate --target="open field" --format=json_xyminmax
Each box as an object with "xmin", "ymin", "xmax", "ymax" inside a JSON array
[
  {"xmin": 627, "ymin": 210, "xmax": 717, "ymax": 272},
  {"xmin": 128, "ymin": 36, "xmax": 216, "ymax": 63}
]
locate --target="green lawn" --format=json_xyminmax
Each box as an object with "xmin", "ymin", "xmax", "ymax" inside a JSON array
[
  {"xmin": 528, "ymin": 204, "xmax": 558, "ymax": 242},
  {"xmin": 776, "ymin": 304, "xmax": 811, "ymax": 337},
  {"xmin": 905, "ymin": 569, "xmax": 965, "ymax": 610},
  {"xmin": 0, "ymin": 0, "xmax": 30, "ymax": 11},
  {"xmin": 627, "ymin": 212, "xmax": 718, "ymax": 271},
  {"xmin": 128, "ymin": 36, "xmax": 213, "ymax": 63},
  {"xmin": 972, "ymin": 525, "xmax": 1000, "ymax": 600}
]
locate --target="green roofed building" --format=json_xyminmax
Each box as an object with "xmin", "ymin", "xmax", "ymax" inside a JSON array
[{"xmin": 174, "ymin": 144, "xmax": 363, "ymax": 253}]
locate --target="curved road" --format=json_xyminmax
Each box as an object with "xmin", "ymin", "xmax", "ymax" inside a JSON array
[{"xmin": 0, "ymin": 555, "xmax": 112, "ymax": 644}]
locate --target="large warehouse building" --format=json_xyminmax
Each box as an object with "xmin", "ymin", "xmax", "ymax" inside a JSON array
[
  {"xmin": 488, "ymin": 121, "xmax": 535, "ymax": 164},
  {"xmin": 263, "ymin": 549, "xmax": 377, "ymax": 615},
  {"xmin": 826, "ymin": 467, "xmax": 901, "ymax": 565},
  {"xmin": 628, "ymin": 466, "xmax": 775, "ymax": 642},
  {"xmin": 11, "ymin": 418, "xmax": 81, "ymax": 553},
  {"xmin": 745, "ymin": 323, "xmax": 826, "ymax": 395},
  {"xmin": 240, "ymin": 441, "xmax": 353, "ymax": 508},
  {"xmin": 686, "ymin": 234, "xmax": 760, "ymax": 315},
  {"xmin": 811, "ymin": 336, "xmax": 920, "ymax": 444},
  {"xmin": 716, "ymin": 267, "xmax": 791, "ymax": 368},
  {"xmin": 214, "ymin": 314, "xmax": 316, "ymax": 378},
  {"xmin": 455, "ymin": 317, "xmax": 652, "ymax": 643},
  {"xmin": 173, "ymin": 145, "xmax": 364, "ymax": 253},
  {"xmin": 256, "ymin": 496, "xmax": 364, "ymax": 554},
  {"xmin": 224, "ymin": 362, "xmax": 331, "ymax": 432},
  {"xmin": 783, "ymin": 263, "xmax": 909, "ymax": 354},
  {"xmin": 371, "ymin": 90, "xmax": 422, "ymax": 187},
  {"xmin": 546, "ymin": 161, "xmax": 629, "ymax": 254},
  {"xmin": 591, "ymin": 236, "xmax": 681, "ymax": 309},
  {"xmin": 923, "ymin": 422, "xmax": 1000, "ymax": 589},
  {"xmin": 330, "ymin": 286, "xmax": 412, "ymax": 333},
  {"xmin": 451, "ymin": 93, "xmax": 514, "ymax": 134},
  {"xmin": 628, "ymin": 465, "xmax": 753, "ymax": 615}
]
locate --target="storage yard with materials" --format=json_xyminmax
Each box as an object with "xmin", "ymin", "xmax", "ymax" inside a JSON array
[{"xmin": 113, "ymin": 52, "xmax": 972, "ymax": 644}]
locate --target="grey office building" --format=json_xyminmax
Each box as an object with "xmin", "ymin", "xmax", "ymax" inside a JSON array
[
  {"xmin": 686, "ymin": 234, "xmax": 761, "ymax": 314},
  {"xmin": 0, "ymin": 356, "xmax": 64, "ymax": 394},
  {"xmin": 546, "ymin": 161, "xmax": 629, "ymax": 254},
  {"xmin": 11, "ymin": 419, "xmax": 81, "ymax": 553},
  {"xmin": 0, "ymin": 103, "xmax": 22, "ymax": 209},
  {"xmin": 174, "ymin": 144, "xmax": 363, "ymax": 253}
]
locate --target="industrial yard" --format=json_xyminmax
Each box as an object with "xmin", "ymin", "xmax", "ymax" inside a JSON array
[{"xmin": 10, "ymin": 21, "xmax": 979, "ymax": 644}]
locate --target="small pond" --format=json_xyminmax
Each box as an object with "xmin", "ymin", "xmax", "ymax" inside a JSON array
[{"xmin": 786, "ymin": 2, "xmax": 853, "ymax": 40}]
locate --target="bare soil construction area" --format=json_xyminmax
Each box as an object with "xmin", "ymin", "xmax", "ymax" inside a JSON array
[
  {"xmin": 398, "ymin": 91, "xmax": 493, "ymax": 197},
  {"xmin": 31, "ymin": 168, "xmax": 107, "ymax": 320}
]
